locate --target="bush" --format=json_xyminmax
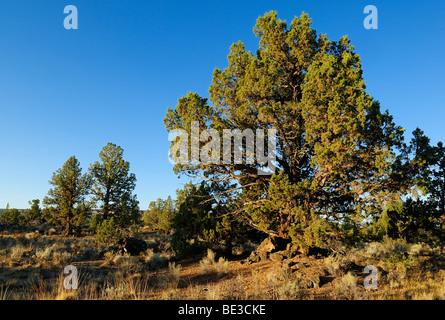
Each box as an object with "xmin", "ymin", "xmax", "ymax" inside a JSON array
[
  {"xmin": 95, "ymin": 217, "xmax": 122, "ymax": 245},
  {"xmin": 0, "ymin": 206, "xmax": 25, "ymax": 226},
  {"xmin": 200, "ymin": 249, "xmax": 229, "ymax": 275},
  {"xmin": 89, "ymin": 214, "xmax": 102, "ymax": 232},
  {"xmin": 145, "ymin": 250, "xmax": 168, "ymax": 271},
  {"xmin": 10, "ymin": 245, "xmax": 26, "ymax": 261}
]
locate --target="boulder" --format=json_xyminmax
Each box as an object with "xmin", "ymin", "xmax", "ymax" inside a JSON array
[
  {"xmin": 257, "ymin": 237, "xmax": 277, "ymax": 253},
  {"xmin": 246, "ymin": 237, "xmax": 294, "ymax": 264},
  {"xmin": 117, "ymin": 237, "xmax": 148, "ymax": 256},
  {"xmin": 307, "ymin": 246, "xmax": 331, "ymax": 258}
]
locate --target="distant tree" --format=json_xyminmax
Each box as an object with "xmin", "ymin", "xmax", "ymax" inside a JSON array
[
  {"xmin": 143, "ymin": 196, "xmax": 175, "ymax": 234},
  {"xmin": 383, "ymin": 129, "xmax": 445, "ymax": 242},
  {"xmin": 24, "ymin": 199, "xmax": 42, "ymax": 223},
  {"xmin": 0, "ymin": 203, "xmax": 24, "ymax": 226},
  {"xmin": 43, "ymin": 156, "xmax": 92, "ymax": 236},
  {"xmin": 429, "ymin": 142, "xmax": 445, "ymax": 220},
  {"xmin": 143, "ymin": 198, "xmax": 164, "ymax": 230},
  {"xmin": 160, "ymin": 196, "xmax": 175, "ymax": 233},
  {"xmin": 89, "ymin": 143, "xmax": 140, "ymax": 229}
]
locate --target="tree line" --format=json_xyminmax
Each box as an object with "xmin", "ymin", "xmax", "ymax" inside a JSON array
[{"xmin": 1, "ymin": 143, "xmax": 140, "ymax": 242}]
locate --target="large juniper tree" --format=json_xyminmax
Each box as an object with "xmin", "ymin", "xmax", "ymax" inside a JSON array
[
  {"xmin": 164, "ymin": 12, "xmax": 406, "ymax": 249},
  {"xmin": 89, "ymin": 143, "xmax": 140, "ymax": 228}
]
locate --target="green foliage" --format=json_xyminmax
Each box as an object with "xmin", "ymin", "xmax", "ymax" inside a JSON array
[
  {"xmin": 382, "ymin": 129, "xmax": 445, "ymax": 243},
  {"xmin": 23, "ymin": 199, "xmax": 42, "ymax": 223},
  {"xmin": 0, "ymin": 204, "xmax": 25, "ymax": 226},
  {"xmin": 164, "ymin": 11, "xmax": 406, "ymax": 245},
  {"xmin": 171, "ymin": 182, "xmax": 234, "ymax": 256},
  {"xmin": 42, "ymin": 156, "xmax": 92, "ymax": 236},
  {"xmin": 89, "ymin": 213, "xmax": 102, "ymax": 232},
  {"xmin": 385, "ymin": 198, "xmax": 442, "ymax": 243},
  {"xmin": 95, "ymin": 217, "xmax": 122, "ymax": 245},
  {"xmin": 89, "ymin": 143, "xmax": 141, "ymax": 229},
  {"xmin": 143, "ymin": 196, "xmax": 175, "ymax": 234},
  {"xmin": 289, "ymin": 212, "xmax": 339, "ymax": 252}
]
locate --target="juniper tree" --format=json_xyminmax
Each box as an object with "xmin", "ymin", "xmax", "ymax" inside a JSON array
[
  {"xmin": 24, "ymin": 199, "xmax": 42, "ymax": 223},
  {"xmin": 164, "ymin": 12, "xmax": 406, "ymax": 249},
  {"xmin": 386, "ymin": 129, "xmax": 445, "ymax": 241},
  {"xmin": 89, "ymin": 143, "xmax": 140, "ymax": 228},
  {"xmin": 172, "ymin": 181, "xmax": 235, "ymax": 256},
  {"xmin": 43, "ymin": 156, "xmax": 92, "ymax": 235}
]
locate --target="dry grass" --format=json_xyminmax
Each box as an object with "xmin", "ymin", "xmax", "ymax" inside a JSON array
[{"xmin": 1, "ymin": 228, "xmax": 445, "ymax": 300}]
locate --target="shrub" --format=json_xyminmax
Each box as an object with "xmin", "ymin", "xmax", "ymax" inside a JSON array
[
  {"xmin": 324, "ymin": 254, "xmax": 342, "ymax": 276},
  {"xmin": 53, "ymin": 251, "xmax": 73, "ymax": 265},
  {"xmin": 95, "ymin": 217, "xmax": 122, "ymax": 245},
  {"xmin": 276, "ymin": 281, "xmax": 300, "ymax": 300},
  {"xmin": 332, "ymin": 272, "xmax": 361, "ymax": 300},
  {"xmin": 35, "ymin": 245, "xmax": 54, "ymax": 262},
  {"xmin": 199, "ymin": 249, "xmax": 229, "ymax": 275},
  {"xmin": 168, "ymin": 262, "xmax": 182, "ymax": 288},
  {"xmin": 145, "ymin": 250, "xmax": 168, "ymax": 271},
  {"xmin": 10, "ymin": 245, "xmax": 26, "ymax": 261}
]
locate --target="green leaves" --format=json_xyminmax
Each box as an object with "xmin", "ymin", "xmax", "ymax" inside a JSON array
[
  {"xmin": 43, "ymin": 156, "xmax": 92, "ymax": 235},
  {"xmin": 164, "ymin": 10, "xmax": 441, "ymax": 248},
  {"xmin": 89, "ymin": 143, "xmax": 140, "ymax": 228}
]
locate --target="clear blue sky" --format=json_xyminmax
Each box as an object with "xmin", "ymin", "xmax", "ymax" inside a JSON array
[{"xmin": 1, "ymin": 0, "xmax": 444, "ymax": 209}]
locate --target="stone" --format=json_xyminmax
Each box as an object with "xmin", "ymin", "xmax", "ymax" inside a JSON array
[
  {"xmin": 280, "ymin": 259, "xmax": 297, "ymax": 269},
  {"xmin": 310, "ymin": 274, "xmax": 320, "ymax": 289},
  {"xmin": 270, "ymin": 252, "xmax": 285, "ymax": 262},
  {"xmin": 257, "ymin": 238, "xmax": 276, "ymax": 253},
  {"xmin": 117, "ymin": 237, "xmax": 148, "ymax": 256}
]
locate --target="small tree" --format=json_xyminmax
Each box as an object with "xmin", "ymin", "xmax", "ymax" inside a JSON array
[
  {"xmin": 171, "ymin": 182, "xmax": 236, "ymax": 256},
  {"xmin": 143, "ymin": 197, "xmax": 175, "ymax": 234},
  {"xmin": 95, "ymin": 217, "xmax": 122, "ymax": 245},
  {"xmin": 43, "ymin": 156, "xmax": 92, "ymax": 236},
  {"xmin": 143, "ymin": 198, "xmax": 163, "ymax": 230}
]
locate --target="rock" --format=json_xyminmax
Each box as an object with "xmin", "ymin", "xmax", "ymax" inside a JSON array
[
  {"xmin": 257, "ymin": 238, "xmax": 276, "ymax": 253},
  {"xmin": 285, "ymin": 243, "xmax": 301, "ymax": 258},
  {"xmin": 117, "ymin": 237, "xmax": 148, "ymax": 256},
  {"xmin": 246, "ymin": 237, "xmax": 293, "ymax": 264},
  {"xmin": 307, "ymin": 246, "xmax": 331, "ymax": 258},
  {"xmin": 246, "ymin": 238, "xmax": 276, "ymax": 264},
  {"xmin": 309, "ymin": 274, "xmax": 320, "ymax": 289},
  {"xmin": 294, "ymin": 262, "xmax": 306, "ymax": 270},
  {"xmin": 270, "ymin": 252, "xmax": 285, "ymax": 262},
  {"xmin": 280, "ymin": 259, "xmax": 297, "ymax": 269}
]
